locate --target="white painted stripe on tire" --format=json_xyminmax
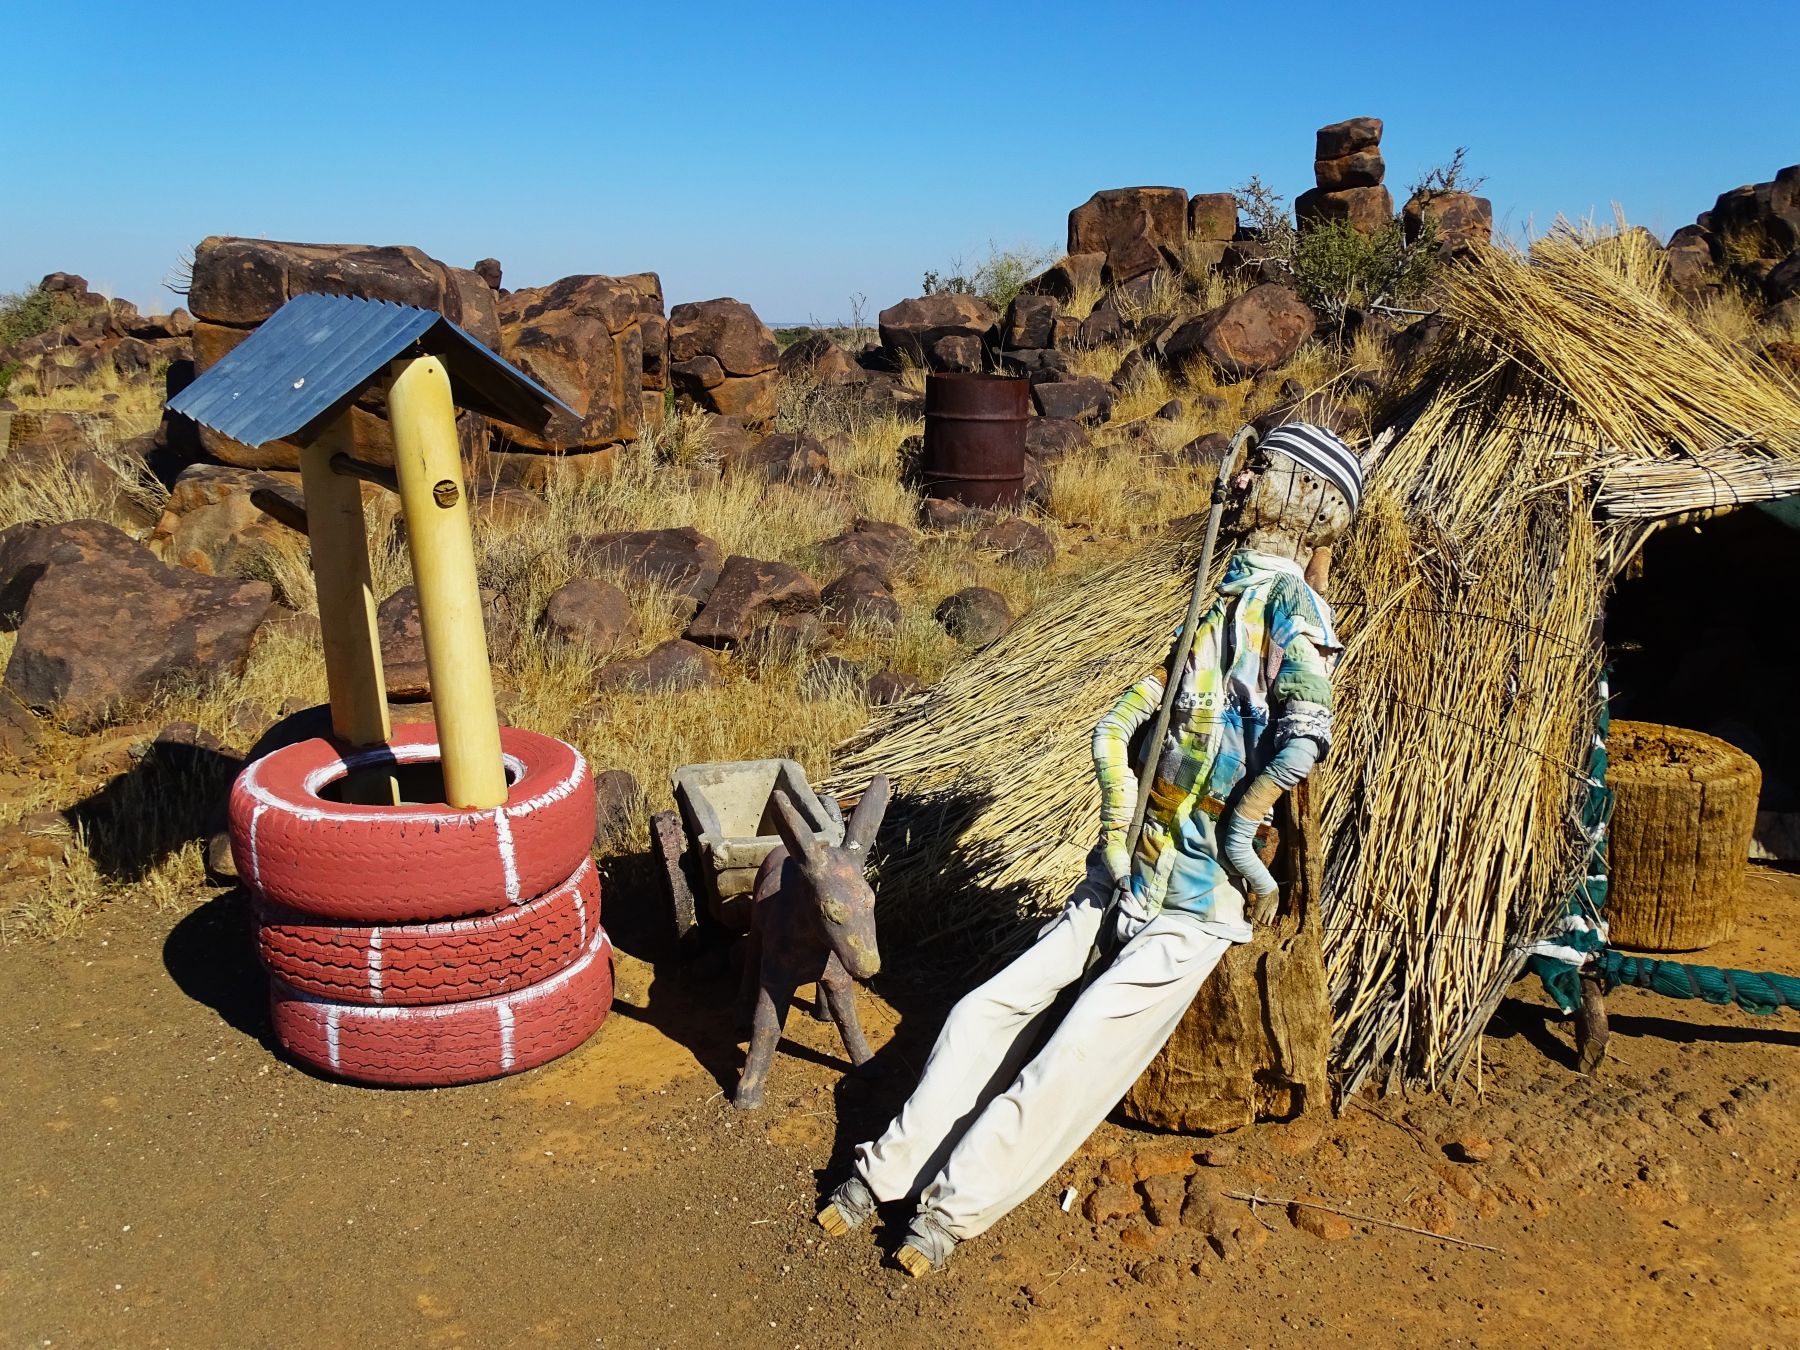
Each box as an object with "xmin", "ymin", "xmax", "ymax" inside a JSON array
[
  {"xmin": 497, "ymin": 1003, "xmax": 516, "ymax": 1071},
  {"xmin": 367, "ymin": 928, "xmax": 384, "ymax": 1002},
  {"xmin": 493, "ymin": 808, "xmax": 521, "ymax": 905}
]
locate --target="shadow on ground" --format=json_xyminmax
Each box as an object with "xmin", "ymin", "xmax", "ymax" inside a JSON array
[{"xmin": 162, "ymin": 887, "xmax": 274, "ymax": 1049}]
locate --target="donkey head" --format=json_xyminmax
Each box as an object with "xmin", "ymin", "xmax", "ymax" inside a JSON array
[{"xmin": 769, "ymin": 775, "xmax": 890, "ymax": 981}]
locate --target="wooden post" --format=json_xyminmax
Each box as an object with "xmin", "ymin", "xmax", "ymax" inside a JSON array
[
  {"xmin": 298, "ymin": 414, "xmax": 396, "ymax": 805},
  {"xmin": 386, "ymin": 355, "xmax": 508, "ymax": 810}
]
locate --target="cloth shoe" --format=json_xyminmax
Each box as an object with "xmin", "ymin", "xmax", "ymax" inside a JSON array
[
  {"xmin": 895, "ymin": 1210, "xmax": 957, "ymax": 1278},
  {"xmin": 816, "ymin": 1176, "xmax": 877, "ymax": 1237}
]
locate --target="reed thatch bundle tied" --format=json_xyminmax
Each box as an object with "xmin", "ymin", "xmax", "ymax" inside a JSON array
[{"xmin": 833, "ymin": 221, "xmax": 1800, "ymax": 1096}]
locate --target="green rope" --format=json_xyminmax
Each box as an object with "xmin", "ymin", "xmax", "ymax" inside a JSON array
[{"xmin": 1594, "ymin": 949, "xmax": 1800, "ymax": 1016}]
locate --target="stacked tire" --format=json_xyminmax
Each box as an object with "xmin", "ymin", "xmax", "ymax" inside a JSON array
[{"xmin": 228, "ymin": 722, "xmax": 612, "ymax": 1087}]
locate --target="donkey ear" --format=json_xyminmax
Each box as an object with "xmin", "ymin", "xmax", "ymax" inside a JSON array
[
  {"xmin": 844, "ymin": 775, "xmax": 891, "ymax": 853},
  {"xmin": 769, "ymin": 789, "xmax": 823, "ymax": 865}
]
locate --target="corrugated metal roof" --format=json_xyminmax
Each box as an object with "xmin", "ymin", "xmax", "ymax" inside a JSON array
[{"xmin": 166, "ymin": 292, "xmax": 572, "ymax": 448}]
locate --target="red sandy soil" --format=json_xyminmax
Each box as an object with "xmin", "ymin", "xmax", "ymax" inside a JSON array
[{"xmin": 4, "ymin": 864, "xmax": 1799, "ymax": 1348}]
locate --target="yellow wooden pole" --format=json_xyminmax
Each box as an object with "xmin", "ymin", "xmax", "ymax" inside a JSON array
[
  {"xmin": 298, "ymin": 414, "xmax": 396, "ymax": 805},
  {"xmin": 386, "ymin": 355, "xmax": 508, "ymax": 809}
]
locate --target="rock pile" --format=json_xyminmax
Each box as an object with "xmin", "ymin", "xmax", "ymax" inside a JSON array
[
  {"xmin": 0, "ymin": 273, "xmax": 194, "ymax": 401},
  {"xmin": 1295, "ymin": 117, "xmax": 1393, "ymax": 235},
  {"xmin": 1663, "ymin": 165, "xmax": 1800, "ymax": 323},
  {"xmin": 668, "ymin": 298, "xmax": 780, "ymax": 423}
]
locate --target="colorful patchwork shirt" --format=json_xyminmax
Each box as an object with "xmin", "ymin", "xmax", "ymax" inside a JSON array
[{"xmin": 1091, "ymin": 549, "xmax": 1340, "ymax": 936}]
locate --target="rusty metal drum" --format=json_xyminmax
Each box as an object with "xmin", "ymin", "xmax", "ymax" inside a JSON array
[{"xmin": 921, "ymin": 372, "xmax": 1029, "ymax": 507}]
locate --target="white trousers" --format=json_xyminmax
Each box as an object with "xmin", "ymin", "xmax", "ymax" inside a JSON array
[{"xmin": 854, "ymin": 857, "xmax": 1232, "ymax": 1240}]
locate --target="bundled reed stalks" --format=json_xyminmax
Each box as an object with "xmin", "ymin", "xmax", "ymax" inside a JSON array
[{"xmin": 834, "ymin": 219, "xmax": 1800, "ymax": 1095}]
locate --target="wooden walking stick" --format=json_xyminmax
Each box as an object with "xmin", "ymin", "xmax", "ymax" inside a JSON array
[{"xmin": 1085, "ymin": 426, "xmax": 1257, "ymax": 976}]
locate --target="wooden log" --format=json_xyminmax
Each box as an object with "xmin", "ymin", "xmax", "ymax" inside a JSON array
[
  {"xmin": 1606, "ymin": 720, "xmax": 1760, "ymax": 951},
  {"xmin": 1119, "ymin": 780, "xmax": 1333, "ymax": 1134},
  {"xmin": 386, "ymin": 355, "xmax": 508, "ymax": 810},
  {"xmin": 298, "ymin": 417, "xmax": 396, "ymax": 804}
]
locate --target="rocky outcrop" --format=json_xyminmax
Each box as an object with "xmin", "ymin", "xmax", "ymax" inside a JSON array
[
  {"xmin": 668, "ymin": 299, "xmax": 780, "ymax": 423},
  {"xmin": 1660, "ymin": 165, "xmax": 1800, "ymax": 312},
  {"xmin": 877, "ymin": 293, "xmax": 998, "ymax": 372},
  {"xmin": 1068, "ymin": 188, "xmax": 1189, "ymax": 282},
  {"xmin": 2, "ymin": 524, "xmax": 272, "ymax": 730},
  {"xmin": 186, "ymin": 236, "xmax": 503, "ymax": 469},
  {"xmin": 0, "ymin": 275, "xmax": 193, "ymax": 430},
  {"xmin": 496, "ymin": 273, "xmax": 650, "ymax": 453}
]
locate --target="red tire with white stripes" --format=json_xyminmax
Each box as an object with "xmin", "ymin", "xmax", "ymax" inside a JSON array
[
  {"xmin": 254, "ymin": 857, "xmax": 602, "ymax": 1006},
  {"xmin": 268, "ymin": 915, "xmax": 615, "ymax": 1086},
  {"xmin": 229, "ymin": 723, "xmax": 596, "ymax": 923}
]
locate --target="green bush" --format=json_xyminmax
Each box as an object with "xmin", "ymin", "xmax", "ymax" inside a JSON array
[
  {"xmin": 0, "ymin": 286, "xmax": 82, "ymax": 351},
  {"xmin": 1233, "ymin": 174, "xmax": 1441, "ymax": 324},
  {"xmin": 924, "ymin": 242, "xmax": 1057, "ymax": 312}
]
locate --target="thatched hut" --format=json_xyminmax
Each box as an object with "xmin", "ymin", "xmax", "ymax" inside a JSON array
[{"xmin": 832, "ymin": 225, "xmax": 1800, "ymax": 1118}]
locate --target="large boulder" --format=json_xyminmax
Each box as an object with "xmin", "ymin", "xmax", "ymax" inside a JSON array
[
  {"xmin": 540, "ymin": 578, "xmax": 638, "ymax": 650},
  {"xmin": 1067, "ymin": 188, "xmax": 1189, "ymax": 283},
  {"xmin": 819, "ymin": 567, "xmax": 901, "ymax": 633},
  {"xmin": 1314, "ymin": 117, "xmax": 1382, "ymax": 161},
  {"xmin": 576, "ymin": 525, "xmax": 723, "ymax": 604},
  {"xmin": 684, "ymin": 556, "xmax": 820, "ymax": 648},
  {"xmin": 1313, "ymin": 118, "xmax": 1386, "ymax": 195},
  {"xmin": 377, "ymin": 584, "xmax": 505, "ymax": 701},
  {"xmin": 935, "ymin": 586, "xmax": 1013, "ymax": 645},
  {"xmin": 1295, "ymin": 185, "xmax": 1394, "ymax": 235},
  {"xmin": 1002, "ymin": 293, "xmax": 1059, "ymax": 350},
  {"xmin": 668, "ymin": 299, "xmax": 780, "ymax": 423},
  {"xmin": 877, "ymin": 293, "xmax": 998, "ymax": 371},
  {"xmin": 1187, "ymin": 193, "xmax": 1239, "ymax": 242},
  {"xmin": 3, "ymin": 526, "xmax": 272, "ymax": 730},
  {"xmin": 1024, "ymin": 253, "xmax": 1105, "ymax": 304},
  {"xmin": 0, "ymin": 519, "xmax": 140, "ymax": 629},
  {"xmin": 497, "ymin": 274, "xmax": 647, "ymax": 452},
  {"xmin": 186, "ymin": 236, "xmax": 503, "ymax": 469},
  {"xmin": 146, "ymin": 463, "xmax": 302, "ymax": 575},
  {"xmin": 1664, "ymin": 226, "xmax": 1723, "ymax": 302},
  {"xmin": 1162, "ymin": 284, "xmax": 1316, "ymax": 382},
  {"xmin": 1401, "ymin": 191, "xmax": 1494, "ymax": 256}
]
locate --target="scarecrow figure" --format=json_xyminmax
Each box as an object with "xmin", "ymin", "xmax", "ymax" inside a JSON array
[{"xmin": 817, "ymin": 424, "xmax": 1363, "ymax": 1276}]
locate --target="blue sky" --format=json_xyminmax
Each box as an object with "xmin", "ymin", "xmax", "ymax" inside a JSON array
[{"xmin": 4, "ymin": 1, "xmax": 1796, "ymax": 323}]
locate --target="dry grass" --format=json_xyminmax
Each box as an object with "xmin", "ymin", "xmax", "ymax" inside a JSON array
[{"xmin": 7, "ymin": 360, "xmax": 168, "ymax": 424}]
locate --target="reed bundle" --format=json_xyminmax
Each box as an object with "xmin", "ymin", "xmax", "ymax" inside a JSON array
[{"xmin": 833, "ymin": 221, "xmax": 1800, "ymax": 1095}]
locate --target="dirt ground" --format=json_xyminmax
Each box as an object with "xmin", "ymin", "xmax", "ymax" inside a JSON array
[{"xmin": 5, "ymin": 863, "xmax": 1800, "ymax": 1349}]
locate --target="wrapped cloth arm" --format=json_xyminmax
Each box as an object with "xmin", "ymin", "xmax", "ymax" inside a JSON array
[
  {"xmin": 1091, "ymin": 669, "xmax": 1165, "ymax": 885},
  {"xmin": 1222, "ymin": 634, "xmax": 1335, "ymax": 922}
]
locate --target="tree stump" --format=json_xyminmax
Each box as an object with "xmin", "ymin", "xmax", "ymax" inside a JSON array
[
  {"xmin": 1119, "ymin": 781, "xmax": 1332, "ymax": 1134},
  {"xmin": 1607, "ymin": 720, "xmax": 1760, "ymax": 951}
]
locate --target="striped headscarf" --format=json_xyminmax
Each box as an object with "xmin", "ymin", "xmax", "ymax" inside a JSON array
[{"xmin": 1259, "ymin": 423, "xmax": 1362, "ymax": 514}]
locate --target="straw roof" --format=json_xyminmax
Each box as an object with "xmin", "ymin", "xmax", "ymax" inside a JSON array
[{"xmin": 833, "ymin": 222, "xmax": 1800, "ymax": 1097}]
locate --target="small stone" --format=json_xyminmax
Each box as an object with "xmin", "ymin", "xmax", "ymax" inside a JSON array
[
  {"xmin": 1081, "ymin": 1183, "xmax": 1139, "ymax": 1224},
  {"xmin": 800, "ymin": 656, "xmax": 864, "ymax": 699},
  {"xmin": 1138, "ymin": 1173, "xmax": 1186, "ymax": 1228},
  {"xmin": 935, "ymin": 587, "xmax": 1013, "ymax": 645},
  {"xmin": 1289, "ymin": 1203, "xmax": 1353, "ymax": 1241},
  {"xmin": 971, "ymin": 518, "xmax": 1055, "ymax": 568},
  {"xmin": 865, "ymin": 670, "xmax": 925, "ymax": 705},
  {"xmin": 1443, "ymin": 1134, "xmax": 1494, "ymax": 1164},
  {"xmin": 593, "ymin": 769, "xmax": 644, "ymax": 853}
]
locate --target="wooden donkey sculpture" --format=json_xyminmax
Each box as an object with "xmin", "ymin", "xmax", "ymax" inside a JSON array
[{"xmin": 734, "ymin": 776, "xmax": 890, "ymax": 1110}]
